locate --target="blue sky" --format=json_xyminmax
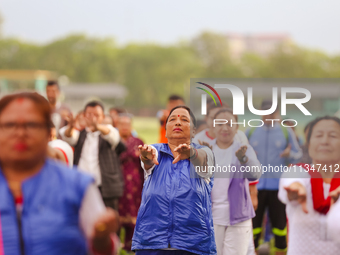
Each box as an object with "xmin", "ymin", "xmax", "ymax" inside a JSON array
[{"xmin": 1, "ymin": 0, "xmax": 340, "ymax": 53}]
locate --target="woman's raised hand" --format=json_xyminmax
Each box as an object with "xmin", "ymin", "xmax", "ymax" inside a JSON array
[
  {"xmin": 92, "ymin": 208, "xmax": 119, "ymax": 252},
  {"xmin": 64, "ymin": 112, "xmax": 75, "ymax": 128},
  {"xmin": 198, "ymin": 140, "xmax": 213, "ymax": 150},
  {"xmin": 138, "ymin": 144, "xmax": 159, "ymax": 165},
  {"xmin": 330, "ymin": 186, "xmax": 340, "ymax": 206},
  {"xmin": 235, "ymin": 145, "xmax": 247, "ymax": 162},
  {"xmin": 173, "ymin": 143, "xmax": 191, "ymax": 164},
  {"xmin": 284, "ymin": 182, "xmax": 308, "ymax": 213}
]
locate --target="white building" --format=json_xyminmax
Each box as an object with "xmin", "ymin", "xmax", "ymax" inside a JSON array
[{"xmin": 226, "ymin": 33, "xmax": 291, "ymax": 59}]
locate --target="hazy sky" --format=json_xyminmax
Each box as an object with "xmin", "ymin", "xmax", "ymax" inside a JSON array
[{"xmin": 1, "ymin": 0, "xmax": 340, "ymax": 54}]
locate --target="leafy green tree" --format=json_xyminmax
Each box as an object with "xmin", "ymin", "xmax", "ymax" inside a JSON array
[
  {"xmin": 191, "ymin": 32, "xmax": 243, "ymax": 77},
  {"xmin": 115, "ymin": 43, "xmax": 202, "ymax": 107},
  {"xmin": 0, "ymin": 32, "xmax": 339, "ymax": 111}
]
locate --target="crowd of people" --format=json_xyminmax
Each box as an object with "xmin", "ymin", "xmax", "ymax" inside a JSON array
[{"xmin": 1, "ymin": 81, "xmax": 340, "ymax": 255}]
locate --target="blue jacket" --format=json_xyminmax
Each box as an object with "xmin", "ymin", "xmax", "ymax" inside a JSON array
[
  {"xmin": 0, "ymin": 159, "xmax": 93, "ymax": 255},
  {"xmin": 132, "ymin": 143, "xmax": 216, "ymax": 255},
  {"xmin": 246, "ymin": 124, "xmax": 302, "ymax": 190}
]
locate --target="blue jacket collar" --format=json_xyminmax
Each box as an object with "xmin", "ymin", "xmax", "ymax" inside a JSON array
[
  {"xmin": 158, "ymin": 142, "xmax": 202, "ymax": 158},
  {"xmin": 158, "ymin": 143, "xmax": 173, "ymax": 157}
]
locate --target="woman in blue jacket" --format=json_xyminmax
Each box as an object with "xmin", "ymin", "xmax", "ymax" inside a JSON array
[
  {"xmin": 0, "ymin": 92, "xmax": 119, "ymax": 255},
  {"xmin": 132, "ymin": 105, "xmax": 217, "ymax": 255}
]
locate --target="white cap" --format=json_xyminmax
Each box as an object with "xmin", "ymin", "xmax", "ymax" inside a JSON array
[{"xmin": 48, "ymin": 139, "xmax": 74, "ymax": 168}]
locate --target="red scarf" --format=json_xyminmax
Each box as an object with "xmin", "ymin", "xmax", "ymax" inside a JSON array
[{"xmin": 296, "ymin": 163, "xmax": 340, "ymax": 214}]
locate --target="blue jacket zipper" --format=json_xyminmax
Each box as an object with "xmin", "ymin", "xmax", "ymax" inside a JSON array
[
  {"xmin": 168, "ymin": 159, "xmax": 179, "ymax": 248},
  {"xmin": 16, "ymin": 208, "xmax": 25, "ymax": 255}
]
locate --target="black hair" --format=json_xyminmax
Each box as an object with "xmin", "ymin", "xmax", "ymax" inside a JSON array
[
  {"xmin": 119, "ymin": 113, "xmax": 134, "ymax": 119},
  {"xmin": 165, "ymin": 105, "xmax": 196, "ymax": 128},
  {"xmin": 307, "ymin": 116, "xmax": 340, "ymax": 145},
  {"xmin": 196, "ymin": 119, "xmax": 207, "ymax": 129},
  {"xmin": 168, "ymin": 95, "xmax": 185, "ymax": 102},
  {"xmin": 206, "ymin": 97, "xmax": 230, "ymax": 116},
  {"xmin": 46, "ymin": 80, "xmax": 60, "ymax": 90},
  {"xmin": 109, "ymin": 107, "xmax": 126, "ymax": 114},
  {"xmin": 261, "ymin": 99, "xmax": 278, "ymax": 113},
  {"xmin": 84, "ymin": 101, "xmax": 104, "ymax": 113},
  {"xmin": 213, "ymin": 107, "xmax": 238, "ymax": 121},
  {"xmin": 207, "ymin": 103, "xmax": 221, "ymax": 116}
]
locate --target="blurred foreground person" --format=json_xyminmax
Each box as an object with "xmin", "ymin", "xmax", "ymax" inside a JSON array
[
  {"xmin": 279, "ymin": 116, "xmax": 340, "ymax": 254},
  {"xmin": 132, "ymin": 106, "xmax": 216, "ymax": 255},
  {"xmin": 117, "ymin": 114, "xmax": 144, "ymax": 251},
  {"xmin": 0, "ymin": 93, "xmax": 119, "ymax": 255},
  {"xmin": 60, "ymin": 101, "xmax": 124, "ymax": 210}
]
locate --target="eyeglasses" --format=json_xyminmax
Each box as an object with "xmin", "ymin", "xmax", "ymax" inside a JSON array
[{"xmin": 0, "ymin": 122, "xmax": 48, "ymax": 135}]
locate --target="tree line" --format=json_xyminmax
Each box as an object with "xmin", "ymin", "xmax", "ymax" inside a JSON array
[{"xmin": 0, "ymin": 32, "xmax": 339, "ymax": 108}]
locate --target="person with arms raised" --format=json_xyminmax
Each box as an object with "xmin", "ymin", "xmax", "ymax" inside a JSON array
[
  {"xmin": 210, "ymin": 108, "xmax": 261, "ymax": 255},
  {"xmin": 132, "ymin": 105, "xmax": 216, "ymax": 255},
  {"xmin": 279, "ymin": 116, "xmax": 340, "ymax": 254},
  {"xmin": 60, "ymin": 101, "xmax": 123, "ymax": 210}
]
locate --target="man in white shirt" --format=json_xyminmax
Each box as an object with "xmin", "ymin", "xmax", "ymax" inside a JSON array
[
  {"xmin": 46, "ymin": 80, "xmax": 71, "ymax": 135},
  {"xmin": 60, "ymin": 101, "xmax": 123, "ymax": 210}
]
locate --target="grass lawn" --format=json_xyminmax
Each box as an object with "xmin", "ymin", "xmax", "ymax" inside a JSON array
[{"xmin": 133, "ymin": 117, "xmax": 159, "ymax": 144}]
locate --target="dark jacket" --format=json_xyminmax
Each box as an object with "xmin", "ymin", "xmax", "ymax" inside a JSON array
[{"xmin": 74, "ymin": 130, "xmax": 124, "ymax": 198}]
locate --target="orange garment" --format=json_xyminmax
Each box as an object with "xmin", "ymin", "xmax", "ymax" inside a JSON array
[{"xmin": 159, "ymin": 122, "xmax": 168, "ymax": 143}]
